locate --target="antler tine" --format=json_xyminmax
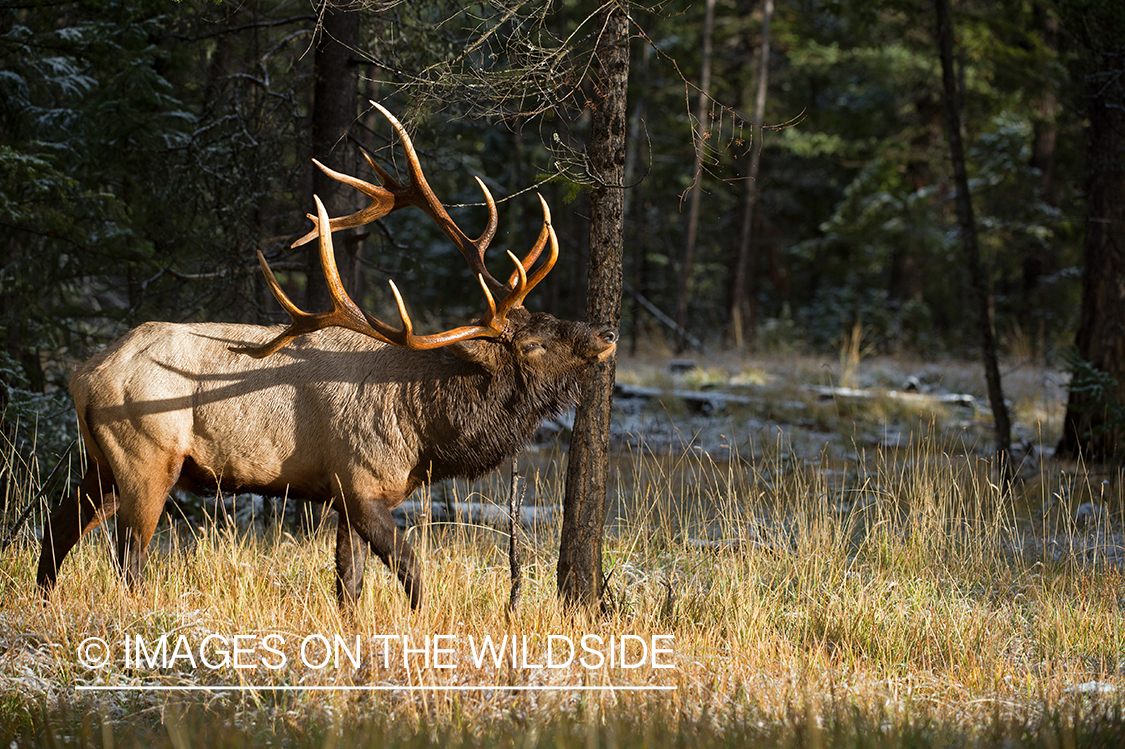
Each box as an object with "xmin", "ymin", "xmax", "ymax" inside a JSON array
[
  {"xmin": 471, "ymin": 175, "xmax": 500, "ymax": 267},
  {"xmin": 495, "ymin": 251, "xmax": 529, "ymax": 319},
  {"xmin": 236, "ymin": 251, "xmax": 308, "ymax": 358},
  {"xmin": 361, "ymin": 148, "xmax": 403, "ymax": 189},
  {"xmin": 369, "ymin": 101, "xmax": 503, "ymax": 290},
  {"xmin": 291, "ymin": 104, "xmax": 504, "ymax": 292},
  {"xmin": 499, "ymin": 194, "xmax": 559, "ymax": 309},
  {"xmin": 290, "ymin": 154, "xmax": 402, "ymax": 248},
  {"xmin": 241, "ymin": 196, "xmax": 399, "ymax": 358},
  {"xmin": 242, "ymin": 194, "xmax": 515, "ymax": 357}
]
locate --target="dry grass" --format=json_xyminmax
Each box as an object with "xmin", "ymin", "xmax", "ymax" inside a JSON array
[{"xmin": 1, "ymin": 418, "xmax": 1123, "ymax": 746}]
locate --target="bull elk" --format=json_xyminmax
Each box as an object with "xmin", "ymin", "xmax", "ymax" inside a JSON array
[{"xmin": 37, "ymin": 103, "xmax": 617, "ymax": 609}]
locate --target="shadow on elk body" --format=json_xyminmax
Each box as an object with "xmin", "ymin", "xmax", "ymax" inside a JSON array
[{"xmin": 36, "ymin": 103, "xmax": 617, "ymax": 610}]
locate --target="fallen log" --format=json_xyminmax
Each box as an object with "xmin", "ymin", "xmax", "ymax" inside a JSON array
[
  {"xmin": 806, "ymin": 385, "xmax": 977, "ymax": 409},
  {"xmin": 614, "ymin": 383, "xmax": 755, "ymax": 415},
  {"xmin": 392, "ymin": 500, "xmax": 560, "ymax": 530}
]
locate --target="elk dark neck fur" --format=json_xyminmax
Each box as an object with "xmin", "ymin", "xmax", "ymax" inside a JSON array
[
  {"xmin": 398, "ymin": 345, "xmax": 582, "ymax": 483},
  {"xmin": 288, "ymin": 308, "xmax": 613, "ymax": 493}
]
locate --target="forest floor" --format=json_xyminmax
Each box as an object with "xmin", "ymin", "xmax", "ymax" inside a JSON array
[{"xmin": 1, "ymin": 352, "xmax": 1122, "ymax": 747}]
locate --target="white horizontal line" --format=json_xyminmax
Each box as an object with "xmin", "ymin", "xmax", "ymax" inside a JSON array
[{"xmin": 76, "ymin": 684, "xmax": 676, "ymax": 693}]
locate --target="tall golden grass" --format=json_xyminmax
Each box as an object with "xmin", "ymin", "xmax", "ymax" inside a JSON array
[{"xmin": 1, "ymin": 417, "xmax": 1122, "ymax": 747}]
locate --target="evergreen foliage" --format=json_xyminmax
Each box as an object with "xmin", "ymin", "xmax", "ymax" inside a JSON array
[{"xmin": 0, "ymin": 0, "xmax": 1086, "ymax": 395}]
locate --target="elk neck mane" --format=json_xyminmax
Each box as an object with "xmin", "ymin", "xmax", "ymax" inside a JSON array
[{"xmin": 381, "ymin": 336, "xmax": 583, "ymax": 483}]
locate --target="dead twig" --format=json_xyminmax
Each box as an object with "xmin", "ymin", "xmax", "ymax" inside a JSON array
[{"xmin": 507, "ymin": 455, "xmax": 526, "ymax": 613}]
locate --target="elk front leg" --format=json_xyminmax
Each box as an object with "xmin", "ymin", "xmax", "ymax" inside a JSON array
[
  {"xmin": 335, "ymin": 514, "xmax": 369, "ymax": 606},
  {"xmin": 336, "ymin": 498, "xmax": 421, "ymax": 610}
]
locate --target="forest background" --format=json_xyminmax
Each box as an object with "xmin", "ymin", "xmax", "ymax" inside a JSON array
[{"xmin": 1, "ymin": 0, "xmax": 1121, "ymax": 460}]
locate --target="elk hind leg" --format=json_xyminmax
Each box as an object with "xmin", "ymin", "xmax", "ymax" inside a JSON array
[
  {"xmin": 37, "ymin": 460, "xmax": 118, "ymax": 593},
  {"xmin": 113, "ymin": 455, "xmax": 183, "ymax": 589}
]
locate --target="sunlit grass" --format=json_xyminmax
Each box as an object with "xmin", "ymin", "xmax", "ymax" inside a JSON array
[{"xmin": 1, "ymin": 416, "xmax": 1122, "ymax": 746}]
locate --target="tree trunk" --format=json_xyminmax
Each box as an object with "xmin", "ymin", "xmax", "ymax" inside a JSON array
[
  {"xmin": 1022, "ymin": 6, "xmax": 1059, "ymax": 350},
  {"xmin": 1058, "ymin": 19, "xmax": 1125, "ymax": 460},
  {"xmin": 935, "ymin": 0, "xmax": 1012, "ymax": 472},
  {"xmin": 673, "ymin": 0, "xmax": 715, "ymax": 352},
  {"xmin": 729, "ymin": 0, "xmax": 773, "ymax": 350},
  {"xmin": 558, "ymin": 1, "xmax": 629, "ymax": 610},
  {"xmin": 307, "ymin": 1, "xmax": 360, "ymax": 312}
]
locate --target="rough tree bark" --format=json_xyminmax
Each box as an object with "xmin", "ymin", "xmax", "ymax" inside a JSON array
[
  {"xmin": 1057, "ymin": 3, "xmax": 1125, "ymax": 461},
  {"xmin": 729, "ymin": 0, "xmax": 773, "ymax": 350},
  {"xmin": 673, "ymin": 0, "xmax": 715, "ymax": 352},
  {"xmin": 935, "ymin": 0, "xmax": 1012, "ymax": 473},
  {"xmin": 558, "ymin": 1, "xmax": 629, "ymax": 610},
  {"xmin": 307, "ymin": 1, "xmax": 360, "ymax": 312}
]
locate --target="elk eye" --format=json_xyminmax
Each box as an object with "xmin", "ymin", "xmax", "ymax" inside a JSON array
[{"xmin": 521, "ymin": 341, "xmax": 544, "ymax": 355}]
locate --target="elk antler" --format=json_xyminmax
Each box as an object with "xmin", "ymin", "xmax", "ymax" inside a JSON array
[
  {"xmin": 239, "ymin": 188, "xmax": 559, "ymax": 358},
  {"xmin": 291, "ymin": 101, "xmax": 554, "ymax": 298}
]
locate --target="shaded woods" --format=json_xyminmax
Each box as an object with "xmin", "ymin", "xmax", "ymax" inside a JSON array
[{"xmin": 1, "ymin": 1, "xmax": 1121, "ymax": 459}]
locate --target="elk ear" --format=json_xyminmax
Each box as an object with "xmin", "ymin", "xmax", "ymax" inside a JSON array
[{"xmin": 446, "ymin": 339, "xmax": 501, "ymax": 371}]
